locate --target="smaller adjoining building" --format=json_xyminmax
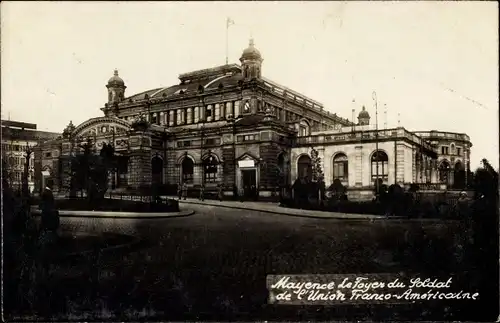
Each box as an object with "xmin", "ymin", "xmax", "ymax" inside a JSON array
[
  {"xmin": 1, "ymin": 119, "xmax": 60, "ymax": 193},
  {"xmin": 413, "ymin": 130, "xmax": 472, "ymax": 188},
  {"xmin": 291, "ymin": 107, "xmax": 473, "ymax": 200}
]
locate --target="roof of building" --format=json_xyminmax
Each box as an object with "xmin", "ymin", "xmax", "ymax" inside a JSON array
[
  {"xmin": 125, "ymin": 65, "xmax": 243, "ymax": 101},
  {"xmin": 1, "ymin": 120, "xmax": 37, "ymax": 130},
  {"xmin": 108, "ymin": 69, "xmax": 125, "ymax": 86},
  {"xmin": 2, "ymin": 126, "xmax": 60, "ymax": 142},
  {"xmin": 240, "ymin": 38, "xmax": 262, "ymax": 61},
  {"xmin": 358, "ymin": 106, "xmax": 370, "ymax": 118}
]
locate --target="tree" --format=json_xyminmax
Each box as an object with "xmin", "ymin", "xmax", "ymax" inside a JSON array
[
  {"xmin": 69, "ymin": 139, "xmax": 116, "ymax": 205},
  {"xmin": 473, "ymin": 158, "xmax": 498, "ymax": 199},
  {"xmin": 310, "ymin": 148, "xmax": 324, "ymax": 182}
]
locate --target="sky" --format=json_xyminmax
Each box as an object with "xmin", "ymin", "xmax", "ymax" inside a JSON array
[{"xmin": 1, "ymin": 1, "xmax": 498, "ymax": 169}]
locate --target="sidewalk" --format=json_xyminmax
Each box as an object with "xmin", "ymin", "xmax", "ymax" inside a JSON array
[{"xmin": 162, "ymin": 196, "xmax": 385, "ymax": 220}]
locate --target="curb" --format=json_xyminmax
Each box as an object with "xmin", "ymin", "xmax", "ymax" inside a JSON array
[
  {"xmin": 175, "ymin": 200, "xmax": 457, "ymax": 223},
  {"xmin": 31, "ymin": 209, "xmax": 195, "ymax": 219},
  {"xmin": 175, "ymin": 199, "xmax": 385, "ymax": 220}
]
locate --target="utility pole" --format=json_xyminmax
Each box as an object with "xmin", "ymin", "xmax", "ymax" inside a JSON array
[
  {"xmin": 226, "ymin": 17, "xmax": 235, "ymax": 65},
  {"xmin": 372, "ymin": 91, "xmax": 380, "ymax": 198}
]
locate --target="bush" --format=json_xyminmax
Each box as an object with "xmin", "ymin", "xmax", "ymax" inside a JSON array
[{"xmin": 280, "ymin": 198, "xmax": 386, "ymax": 215}]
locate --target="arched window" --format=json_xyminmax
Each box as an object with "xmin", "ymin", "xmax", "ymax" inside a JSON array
[
  {"xmin": 181, "ymin": 157, "xmax": 194, "ymax": 184},
  {"xmin": 297, "ymin": 155, "xmax": 312, "ymax": 181},
  {"xmin": 333, "ymin": 153, "xmax": 348, "ymax": 183},
  {"xmin": 152, "ymin": 156, "xmax": 164, "ymax": 185},
  {"xmin": 438, "ymin": 160, "xmax": 450, "ymax": 183},
  {"xmin": 371, "ymin": 150, "xmax": 389, "ymax": 183},
  {"xmin": 203, "ymin": 155, "xmax": 218, "ymax": 183}
]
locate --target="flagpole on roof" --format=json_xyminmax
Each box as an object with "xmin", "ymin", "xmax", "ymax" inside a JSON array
[{"xmin": 226, "ymin": 17, "xmax": 235, "ymax": 65}]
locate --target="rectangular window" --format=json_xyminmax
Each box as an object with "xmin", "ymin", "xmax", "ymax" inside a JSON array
[
  {"xmin": 204, "ymin": 165, "xmax": 217, "ymax": 183},
  {"xmin": 441, "ymin": 146, "xmax": 449, "ymax": 155},
  {"xmin": 215, "ymin": 104, "xmax": 220, "ymax": 121},
  {"xmin": 151, "ymin": 113, "xmax": 158, "ymax": 124},
  {"xmin": 234, "ymin": 101, "xmax": 241, "ymax": 117},
  {"xmin": 177, "ymin": 109, "xmax": 183, "ymax": 125},
  {"xmin": 169, "ymin": 111, "xmax": 174, "ymax": 126},
  {"xmin": 225, "ymin": 102, "xmax": 233, "ymax": 118},
  {"xmin": 194, "ymin": 107, "xmax": 199, "ymax": 123},
  {"xmin": 457, "ymin": 148, "xmax": 461, "ymax": 156},
  {"xmin": 177, "ymin": 141, "xmax": 191, "ymax": 148},
  {"xmin": 240, "ymin": 134, "xmax": 258, "ymax": 142},
  {"xmin": 371, "ymin": 161, "xmax": 389, "ymax": 182},
  {"xmin": 221, "ymin": 103, "xmax": 226, "ymax": 119},
  {"xmin": 187, "ymin": 108, "xmax": 193, "ymax": 124},
  {"xmin": 334, "ymin": 163, "xmax": 347, "ymax": 178},
  {"xmin": 206, "ymin": 105, "xmax": 213, "ymax": 122},
  {"xmin": 45, "ymin": 152, "xmax": 52, "ymax": 158},
  {"xmin": 205, "ymin": 138, "xmax": 216, "ymax": 146}
]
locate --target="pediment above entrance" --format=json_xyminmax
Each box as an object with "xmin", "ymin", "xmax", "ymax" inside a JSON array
[{"xmin": 236, "ymin": 152, "xmax": 259, "ymax": 162}]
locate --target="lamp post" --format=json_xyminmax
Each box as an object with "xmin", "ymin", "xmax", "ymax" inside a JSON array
[
  {"xmin": 372, "ymin": 91, "xmax": 380, "ymax": 198},
  {"xmin": 231, "ymin": 117, "xmax": 237, "ymax": 198},
  {"xmin": 351, "ymin": 108, "xmax": 355, "ymax": 132},
  {"xmin": 110, "ymin": 128, "xmax": 116, "ymax": 190}
]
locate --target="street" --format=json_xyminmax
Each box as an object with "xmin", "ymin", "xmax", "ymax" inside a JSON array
[{"xmin": 7, "ymin": 204, "xmax": 474, "ymax": 321}]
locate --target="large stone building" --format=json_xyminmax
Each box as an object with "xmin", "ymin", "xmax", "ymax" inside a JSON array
[
  {"xmin": 1, "ymin": 119, "xmax": 60, "ymax": 192},
  {"xmin": 36, "ymin": 40, "xmax": 472, "ymax": 199}
]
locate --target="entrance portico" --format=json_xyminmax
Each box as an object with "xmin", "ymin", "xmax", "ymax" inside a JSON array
[{"xmin": 236, "ymin": 153, "xmax": 260, "ymax": 197}]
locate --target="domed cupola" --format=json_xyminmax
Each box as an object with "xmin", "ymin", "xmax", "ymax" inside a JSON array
[
  {"xmin": 106, "ymin": 69, "xmax": 126, "ymax": 104},
  {"xmin": 357, "ymin": 106, "xmax": 370, "ymax": 125},
  {"xmin": 240, "ymin": 38, "xmax": 263, "ymax": 80}
]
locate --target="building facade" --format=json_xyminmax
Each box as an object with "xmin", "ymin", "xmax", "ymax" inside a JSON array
[
  {"xmin": 1, "ymin": 120, "xmax": 60, "ymax": 192},
  {"xmin": 36, "ymin": 40, "xmax": 472, "ymax": 200},
  {"xmin": 413, "ymin": 130, "xmax": 472, "ymax": 188}
]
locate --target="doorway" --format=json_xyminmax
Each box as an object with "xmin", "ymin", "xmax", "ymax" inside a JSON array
[{"xmin": 241, "ymin": 169, "xmax": 257, "ymax": 199}]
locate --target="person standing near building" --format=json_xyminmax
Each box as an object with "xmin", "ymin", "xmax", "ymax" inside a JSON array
[
  {"xmin": 182, "ymin": 182, "xmax": 188, "ymax": 200},
  {"xmin": 199, "ymin": 184, "xmax": 205, "ymax": 201},
  {"xmin": 456, "ymin": 191, "xmax": 472, "ymax": 239},
  {"xmin": 177, "ymin": 182, "xmax": 182, "ymax": 200},
  {"xmin": 40, "ymin": 181, "xmax": 57, "ymax": 231},
  {"xmin": 217, "ymin": 184, "xmax": 224, "ymax": 202},
  {"xmin": 240, "ymin": 185, "xmax": 245, "ymax": 202}
]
